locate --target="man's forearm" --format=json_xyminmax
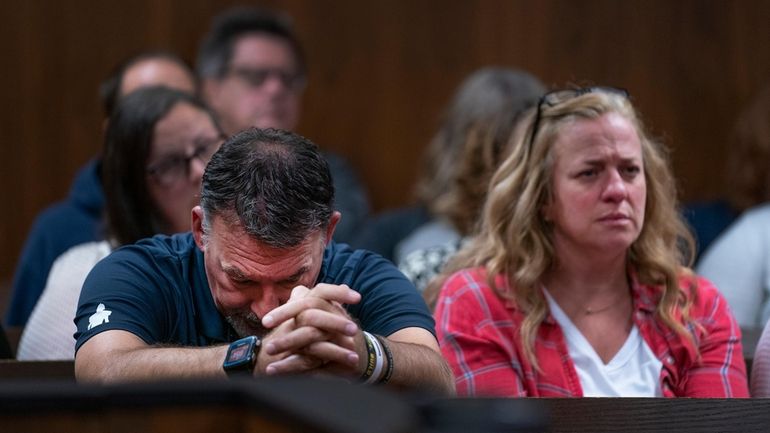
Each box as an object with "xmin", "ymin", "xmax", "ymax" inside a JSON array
[
  {"xmin": 75, "ymin": 331, "xmax": 229, "ymax": 383},
  {"xmin": 385, "ymin": 339, "xmax": 455, "ymax": 395}
]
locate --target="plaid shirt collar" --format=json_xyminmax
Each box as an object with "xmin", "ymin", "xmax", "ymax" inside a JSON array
[{"xmin": 498, "ymin": 266, "xmax": 659, "ymax": 325}]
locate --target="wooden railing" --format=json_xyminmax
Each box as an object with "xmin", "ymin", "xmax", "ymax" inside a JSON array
[
  {"xmin": 0, "ymin": 360, "xmax": 74, "ymax": 380},
  {"xmin": 0, "ymin": 373, "xmax": 769, "ymax": 433},
  {"xmin": 0, "ymin": 326, "xmax": 766, "ymax": 432}
]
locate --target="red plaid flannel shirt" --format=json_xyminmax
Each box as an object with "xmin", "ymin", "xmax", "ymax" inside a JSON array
[{"xmin": 434, "ymin": 267, "xmax": 749, "ymax": 397}]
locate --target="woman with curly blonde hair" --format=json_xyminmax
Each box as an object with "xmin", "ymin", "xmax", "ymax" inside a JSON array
[{"xmin": 429, "ymin": 87, "xmax": 748, "ymax": 397}]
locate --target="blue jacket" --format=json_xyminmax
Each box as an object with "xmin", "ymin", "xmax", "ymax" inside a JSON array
[
  {"xmin": 5, "ymin": 159, "xmax": 105, "ymax": 327},
  {"xmin": 682, "ymin": 200, "xmax": 739, "ymax": 264}
]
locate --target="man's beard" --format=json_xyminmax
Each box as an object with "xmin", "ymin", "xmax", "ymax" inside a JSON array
[{"xmin": 225, "ymin": 310, "xmax": 270, "ymax": 338}]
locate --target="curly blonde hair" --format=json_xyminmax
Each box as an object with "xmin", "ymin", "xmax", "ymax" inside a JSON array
[{"xmin": 426, "ymin": 89, "xmax": 697, "ymax": 366}]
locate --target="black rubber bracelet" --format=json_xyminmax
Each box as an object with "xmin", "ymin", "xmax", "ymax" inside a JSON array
[{"xmin": 374, "ymin": 334, "xmax": 394, "ymax": 385}]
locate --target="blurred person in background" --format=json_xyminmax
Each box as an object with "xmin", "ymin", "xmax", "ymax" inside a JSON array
[
  {"xmin": 696, "ymin": 84, "xmax": 770, "ymax": 330},
  {"xmin": 353, "ymin": 68, "xmax": 544, "ymax": 263},
  {"xmin": 684, "ymin": 84, "xmax": 770, "ymax": 262},
  {"xmin": 5, "ymin": 51, "xmax": 197, "ymax": 330},
  {"xmin": 398, "ymin": 68, "xmax": 544, "ymax": 292},
  {"xmin": 197, "ymin": 6, "xmax": 369, "ymax": 244},
  {"xmin": 17, "ymin": 87, "xmax": 224, "ymax": 360}
]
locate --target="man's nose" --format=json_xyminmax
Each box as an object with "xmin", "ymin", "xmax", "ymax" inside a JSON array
[
  {"xmin": 250, "ymin": 286, "xmax": 281, "ymax": 318},
  {"xmin": 262, "ymin": 73, "xmax": 290, "ymax": 94}
]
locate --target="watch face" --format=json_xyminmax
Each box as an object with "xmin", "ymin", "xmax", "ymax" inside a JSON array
[
  {"xmin": 223, "ymin": 336, "xmax": 259, "ymax": 373},
  {"xmin": 227, "ymin": 345, "xmax": 249, "ymax": 363}
]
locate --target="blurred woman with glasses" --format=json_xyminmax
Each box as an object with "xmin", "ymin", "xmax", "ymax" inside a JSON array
[
  {"xmin": 428, "ymin": 87, "xmax": 749, "ymax": 397},
  {"xmin": 17, "ymin": 86, "xmax": 224, "ymax": 360}
]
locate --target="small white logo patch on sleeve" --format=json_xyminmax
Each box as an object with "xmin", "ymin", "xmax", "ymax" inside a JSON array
[{"xmin": 87, "ymin": 303, "xmax": 112, "ymax": 330}]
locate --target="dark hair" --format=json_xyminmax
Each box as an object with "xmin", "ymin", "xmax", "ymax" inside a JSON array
[
  {"xmin": 725, "ymin": 83, "xmax": 770, "ymax": 211},
  {"xmin": 196, "ymin": 7, "xmax": 306, "ymax": 79},
  {"xmin": 103, "ymin": 86, "xmax": 218, "ymax": 245},
  {"xmin": 99, "ymin": 50, "xmax": 196, "ymax": 118},
  {"xmin": 200, "ymin": 128, "xmax": 334, "ymax": 248}
]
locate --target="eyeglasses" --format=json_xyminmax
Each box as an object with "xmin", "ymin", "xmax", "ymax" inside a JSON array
[
  {"xmin": 528, "ymin": 86, "xmax": 630, "ymax": 152},
  {"xmin": 228, "ymin": 67, "xmax": 306, "ymax": 91},
  {"xmin": 146, "ymin": 135, "xmax": 225, "ymax": 187}
]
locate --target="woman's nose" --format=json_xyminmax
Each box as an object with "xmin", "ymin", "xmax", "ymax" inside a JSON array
[
  {"xmin": 188, "ymin": 157, "xmax": 207, "ymax": 183},
  {"xmin": 602, "ymin": 169, "xmax": 628, "ymax": 202}
]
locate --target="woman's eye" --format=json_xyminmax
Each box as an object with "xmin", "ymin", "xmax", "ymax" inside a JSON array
[{"xmin": 623, "ymin": 166, "xmax": 641, "ymax": 176}]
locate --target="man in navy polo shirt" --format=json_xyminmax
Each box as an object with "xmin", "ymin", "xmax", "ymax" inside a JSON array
[{"xmin": 73, "ymin": 128, "xmax": 453, "ymax": 394}]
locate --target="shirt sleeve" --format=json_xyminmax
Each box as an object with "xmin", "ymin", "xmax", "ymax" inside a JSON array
[
  {"xmin": 73, "ymin": 246, "xmax": 179, "ymax": 352},
  {"xmin": 683, "ymin": 277, "xmax": 750, "ymax": 397},
  {"xmin": 334, "ymin": 249, "xmax": 435, "ymax": 338},
  {"xmin": 434, "ymin": 270, "xmax": 527, "ymax": 397}
]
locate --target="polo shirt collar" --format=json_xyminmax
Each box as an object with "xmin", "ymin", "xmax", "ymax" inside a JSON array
[{"xmin": 317, "ymin": 241, "xmax": 334, "ymax": 283}]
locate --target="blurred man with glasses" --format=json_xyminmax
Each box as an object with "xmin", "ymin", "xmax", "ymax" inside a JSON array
[{"xmin": 197, "ymin": 7, "xmax": 369, "ymax": 244}]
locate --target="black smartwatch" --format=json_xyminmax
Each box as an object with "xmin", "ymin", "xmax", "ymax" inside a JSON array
[{"xmin": 223, "ymin": 335, "xmax": 261, "ymax": 376}]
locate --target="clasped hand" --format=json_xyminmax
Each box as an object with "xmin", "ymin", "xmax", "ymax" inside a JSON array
[{"xmin": 258, "ymin": 283, "xmax": 365, "ymax": 378}]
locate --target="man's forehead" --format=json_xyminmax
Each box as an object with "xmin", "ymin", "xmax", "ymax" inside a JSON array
[
  {"xmin": 209, "ymin": 212, "xmax": 245, "ymax": 235},
  {"xmin": 216, "ymin": 234, "xmax": 319, "ymax": 281},
  {"xmin": 208, "ymin": 214, "xmax": 322, "ymax": 256},
  {"xmin": 121, "ymin": 58, "xmax": 194, "ymax": 95},
  {"xmin": 230, "ymin": 33, "xmax": 297, "ymax": 66},
  {"xmin": 234, "ymin": 31, "xmax": 292, "ymax": 48}
]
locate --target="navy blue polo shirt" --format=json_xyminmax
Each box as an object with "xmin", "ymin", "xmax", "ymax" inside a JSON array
[{"xmin": 74, "ymin": 232, "xmax": 434, "ymax": 352}]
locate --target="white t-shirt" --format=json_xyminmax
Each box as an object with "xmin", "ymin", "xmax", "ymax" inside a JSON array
[
  {"xmin": 697, "ymin": 203, "xmax": 770, "ymax": 329},
  {"xmin": 544, "ymin": 290, "xmax": 663, "ymax": 397}
]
